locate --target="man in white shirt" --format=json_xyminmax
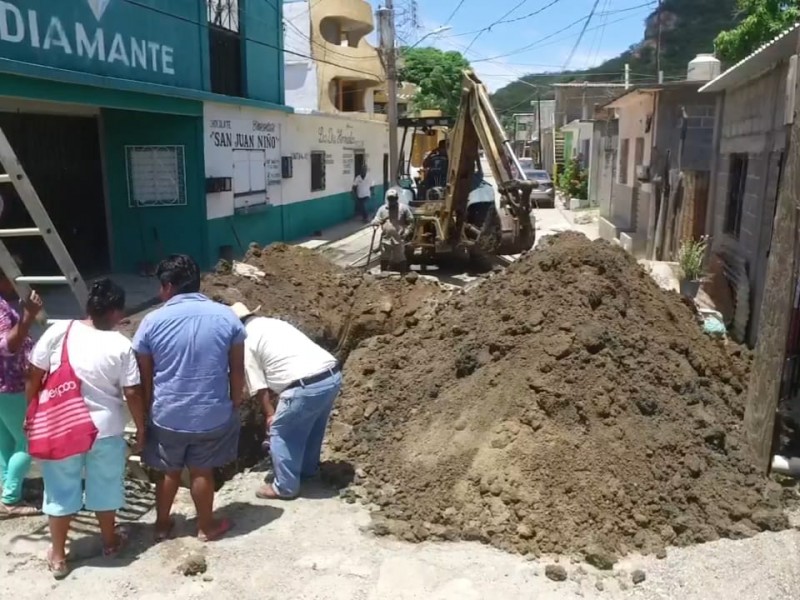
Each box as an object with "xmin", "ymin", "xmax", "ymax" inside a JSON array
[
  {"xmin": 352, "ymin": 165, "xmax": 373, "ymax": 223},
  {"xmin": 230, "ymin": 303, "xmax": 342, "ymax": 500}
]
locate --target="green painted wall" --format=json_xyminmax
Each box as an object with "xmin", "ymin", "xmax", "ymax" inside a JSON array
[
  {"xmin": 206, "ymin": 187, "xmax": 385, "ymax": 266},
  {"xmin": 241, "ymin": 0, "xmax": 284, "ymax": 105},
  {"xmin": 102, "ymin": 108, "xmax": 207, "ymax": 272},
  {"xmin": 0, "ymin": 0, "xmax": 206, "ymax": 89},
  {"xmin": 0, "ymin": 73, "xmax": 201, "ymax": 115}
]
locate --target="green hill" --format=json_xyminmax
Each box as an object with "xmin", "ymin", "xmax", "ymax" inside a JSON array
[{"xmin": 491, "ymin": 0, "xmax": 741, "ymax": 114}]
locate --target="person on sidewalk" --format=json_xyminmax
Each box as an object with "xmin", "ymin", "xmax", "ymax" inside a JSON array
[
  {"xmin": 0, "ymin": 267, "xmax": 41, "ymax": 518},
  {"xmin": 27, "ymin": 279, "xmax": 146, "ymax": 579},
  {"xmin": 372, "ymin": 188, "xmax": 414, "ymax": 273},
  {"xmin": 229, "ymin": 303, "xmax": 341, "ymax": 500},
  {"xmin": 352, "ymin": 165, "xmax": 373, "ymax": 223},
  {"xmin": 133, "ymin": 255, "xmax": 246, "ymax": 542}
]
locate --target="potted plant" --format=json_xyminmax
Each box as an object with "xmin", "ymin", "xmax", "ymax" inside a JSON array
[{"xmin": 677, "ymin": 236, "xmax": 708, "ymax": 298}]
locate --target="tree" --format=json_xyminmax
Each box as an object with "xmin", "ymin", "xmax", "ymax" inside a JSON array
[
  {"xmin": 715, "ymin": 0, "xmax": 799, "ymax": 64},
  {"xmin": 399, "ymin": 47, "xmax": 471, "ymax": 116}
]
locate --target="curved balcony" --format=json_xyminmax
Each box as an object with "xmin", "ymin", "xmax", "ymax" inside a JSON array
[
  {"xmin": 312, "ymin": 0, "xmax": 375, "ymax": 42},
  {"xmin": 316, "ymin": 41, "xmax": 384, "ymax": 113}
]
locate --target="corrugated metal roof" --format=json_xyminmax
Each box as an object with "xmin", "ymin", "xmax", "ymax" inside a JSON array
[
  {"xmin": 700, "ymin": 22, "xmax": 800, "ymax": 93},
  {"xmin": 551, "ymin": 82, "xmax": 627, "ymax": 88}
]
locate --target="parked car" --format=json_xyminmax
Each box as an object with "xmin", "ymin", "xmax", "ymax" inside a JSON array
[{"xmin": 524, "ymin": 169, "xmax": 555, "ymax": 208}]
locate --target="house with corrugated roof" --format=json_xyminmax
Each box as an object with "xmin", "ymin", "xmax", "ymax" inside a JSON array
[{"xmin": 699, "ymin": 23, "xmax": 799, "ymax": 345}]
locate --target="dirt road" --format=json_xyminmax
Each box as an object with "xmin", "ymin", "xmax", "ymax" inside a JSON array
[{"xmin": 1, "ymin": 470, "xmax": 799, "ymax": 599}]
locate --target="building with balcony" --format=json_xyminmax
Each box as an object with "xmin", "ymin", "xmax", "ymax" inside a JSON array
[{"xmin": 283, "ymin": 0, "xmax": 384, "ymax": 114}]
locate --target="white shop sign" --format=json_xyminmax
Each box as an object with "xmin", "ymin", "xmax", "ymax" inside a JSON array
[{"xmin": 205, "ymin": 111, "xmax": 282, "ymax": 213}]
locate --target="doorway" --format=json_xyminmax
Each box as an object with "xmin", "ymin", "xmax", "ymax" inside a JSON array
[{"xmin": 0, "ymin": 112, "xmax": 109, "ymax": 277}]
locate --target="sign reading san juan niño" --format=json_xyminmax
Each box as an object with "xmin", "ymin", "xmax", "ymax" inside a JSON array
[
  {"xmin": 0, "ymin": 0, "xmax": 202, "ymax": 88},
  {"xmin": 207, "ymin": 116, "xmax": 282, "ymax": 189}
]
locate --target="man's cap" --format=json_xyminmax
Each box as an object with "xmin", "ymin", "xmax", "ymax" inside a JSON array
[
  {"xmin": 386, "ymin": 188, "xmax": 399, "ymax": 199},
  {"xmin": 229, "ymin": 302, "xmax": 261, "ymax": 320}
]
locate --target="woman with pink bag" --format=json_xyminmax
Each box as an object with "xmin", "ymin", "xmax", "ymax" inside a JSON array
[{"xmin": 26, "ymin": 279, "xmax": 147, "ymax": 579}]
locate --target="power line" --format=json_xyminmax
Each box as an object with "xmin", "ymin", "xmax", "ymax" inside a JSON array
[
  {"xmin": 443, "ymin": 0, "xmax": 468, "ymax": 26},
  {"xmin": 445, "ymin": 1, "xmax": 655, "ymax": 38},
  {"xmin": 561, "ymin": 0, "xmax": 601, "ymax": 70},
  {"xmin": 464, "ymin": 0, "xmax": 531, "ymax": 53},
  {"xmin": 470, "ymin": 8, "xmax": 647, "ymax": 63},
  {"xmin": 120, "ymin": 0, "xmax": 385, "ymax": 81}
]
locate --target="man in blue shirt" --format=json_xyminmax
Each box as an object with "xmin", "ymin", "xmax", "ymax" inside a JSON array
[{"xmin": 133, "ymin": 255, "xmax": 246, "ymax": 543}]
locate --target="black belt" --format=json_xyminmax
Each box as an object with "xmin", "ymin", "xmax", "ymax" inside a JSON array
[{"xmin": 284, "ymin": 364, "xmax": 340, "ymax": 391}]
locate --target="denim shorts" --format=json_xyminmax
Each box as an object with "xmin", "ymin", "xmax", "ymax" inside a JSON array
[
  {"xmin": 40, "ymin": 436, "xmax": 127, "ymax": 517},
  {"xmin": 143, "ymin": 414, "xmax": 240, "ymax": 472}
]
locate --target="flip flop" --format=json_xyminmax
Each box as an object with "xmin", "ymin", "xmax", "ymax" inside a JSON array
[
  {"xmin": 47, "ymin": 547, "xmax": 70, "ymax": 580},
  {"xmin": 255, "ymin": 484, "xmax": 297, "ymax": 501},
  {"xmin": 153, "ymin": 518, "xmax": 176, "ymax": 543},
  {"xmin": 103, "ymin": 526, "xmax": 129, "ymax": 558},
  {"xmin": 0, "ymin": 502, "xmax": 41, "ymax": 519},
  {"xmin": 197, "ymin": 518, "xmax": 233, "ymax": 542}
]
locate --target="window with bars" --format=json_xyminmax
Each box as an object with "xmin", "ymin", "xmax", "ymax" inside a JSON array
[
  {"xmin": 208, "ymin": 0, "xmax": 243, "ymax": 96},
  {"xmin": 125, "ymin": 146, "xmax": 187, "ymax": 208},
  {"xmin": 311, "ymin": 151, "xmax": 326, "ymax": 192}
]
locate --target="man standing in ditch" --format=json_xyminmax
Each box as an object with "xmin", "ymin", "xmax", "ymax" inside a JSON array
[
  {"xmin": 133, "ymin": 254, "xmax": 246, "ymax": 542},
  {"xmin": 352, "ymin": 165, "xmax": 373, "ymax": 223},
  {"xmin": 229, "ymin": 302, "xmax": 341, "ymax": 500},
  {"xmin": 372, "ymin": 188, "xmax": 414, "ymax": 273}
]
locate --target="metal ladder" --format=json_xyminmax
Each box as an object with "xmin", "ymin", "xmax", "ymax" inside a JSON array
[{"xmin": 0, "ymin": 126, "xmax": 88, "ymax": 318}]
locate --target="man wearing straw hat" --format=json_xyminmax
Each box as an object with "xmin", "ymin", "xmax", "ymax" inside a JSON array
[{"xmin": 229, "ymin": 302, "xmax": 341, "ymax": 500}]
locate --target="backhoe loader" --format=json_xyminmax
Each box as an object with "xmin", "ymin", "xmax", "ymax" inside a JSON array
[{"xmin": 397, "ymin": 70, "xmax": 537, "ymax": 265}]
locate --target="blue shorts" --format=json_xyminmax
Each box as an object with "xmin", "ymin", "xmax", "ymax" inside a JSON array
[
  {"xmin": 143, "ymin": 414, "xmax": 240, "ymax": 472},
  {"xmin": 40, "ymin": 436, "xmax": 127, "ymax": 517}
]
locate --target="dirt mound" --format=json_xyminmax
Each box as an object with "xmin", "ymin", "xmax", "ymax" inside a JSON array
[
  {"xmin": 329, "ymin": 233, "xmax": 791, "ymax": 562},
  {"xmin": 202, "ymin": 243, "xmax": 448, "ymax": 359}
]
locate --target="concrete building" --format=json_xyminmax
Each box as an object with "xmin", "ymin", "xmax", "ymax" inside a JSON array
[
  {"xmin": 597, "ymin": 62, "xmax": 719, "ymax": 256},
  {"xmin": 700, "ymin": 25, "xmax": 798, "ymax": 344},
  {"xmin": 0, "ymin": 0, "xmax": 388, "ymax": 287},
  {"xmin": 283, "ymin": 0, "xmax": 383, "ymax": 114}
]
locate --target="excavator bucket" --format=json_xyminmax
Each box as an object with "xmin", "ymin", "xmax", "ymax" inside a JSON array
[{"xmin": 447, "ymin": 71, "xmax": 536, "ymax": 256}]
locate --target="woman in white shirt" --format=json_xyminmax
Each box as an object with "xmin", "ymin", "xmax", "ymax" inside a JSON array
[{"xmin": 26, "ymin": 279, "xmax": 146, "ymax": 579}]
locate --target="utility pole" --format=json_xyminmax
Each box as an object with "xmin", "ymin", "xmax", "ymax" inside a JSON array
[
  {"xmin": 655, "ymin": 0, "xmax": 663, "ymax": 80},
  {"xmin": 378, "ymin": 3, "xmax": 399, "ymax": 185},
  {"xmin": 536, "ymin": 93, "xmax": 543, "ymax": 168},
  {"xmin": 744, "ymin": 38, "xmax": 800, "ymax": 472}
]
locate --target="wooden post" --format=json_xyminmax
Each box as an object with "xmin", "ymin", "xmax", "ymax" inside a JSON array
[{"xmin": 744, "ymin": 36, "xmax": 800, "ymax": 472}]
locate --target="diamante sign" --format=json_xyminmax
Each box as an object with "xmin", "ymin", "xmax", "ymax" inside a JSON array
[{"xmin": 0, "ymin": 0, "xmax": 202, "ymax": 89}]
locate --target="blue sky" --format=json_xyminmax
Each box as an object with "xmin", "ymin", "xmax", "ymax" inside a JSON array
[{"xmin": 378, "ymin": 0, "xmax": 658, "ymax": 91}]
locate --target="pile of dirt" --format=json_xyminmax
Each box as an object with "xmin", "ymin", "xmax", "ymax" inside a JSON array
[
  {"xmin": 329, "ymin": 233, "xmax": 791, "ymax": 563},
  {"xmin": 202, "ymin": 243, "xmax": 449, "ymax": 359}
]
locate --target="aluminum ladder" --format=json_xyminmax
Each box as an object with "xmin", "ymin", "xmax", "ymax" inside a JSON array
[{"xmin": 0, "ymin": 126, "xmax": 88, "ymax": 317}]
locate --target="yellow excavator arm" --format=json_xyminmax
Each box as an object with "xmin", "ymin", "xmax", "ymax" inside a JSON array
[{"xmin": 443, "ymin": 70, "xmax": 537, "ymax": 255}]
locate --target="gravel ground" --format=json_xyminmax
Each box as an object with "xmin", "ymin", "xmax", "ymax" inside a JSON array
[{"xmin": 1, "ymin": 470, "xmax": 799, "ymax": 599}]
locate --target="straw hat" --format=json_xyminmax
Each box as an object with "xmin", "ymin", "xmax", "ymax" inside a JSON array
[{"xmin": 229, "ymin": 302, "xmax": 261, "ymax": 320}]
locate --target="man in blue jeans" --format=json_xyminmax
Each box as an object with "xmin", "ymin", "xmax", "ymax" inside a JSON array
[
  {"xmin": 229, "ymin": 302, "xmax": 341, "ymax": 500},
  {"xmin": 134, "ymin": 255, "xmax": 246, "ymax": 541}
]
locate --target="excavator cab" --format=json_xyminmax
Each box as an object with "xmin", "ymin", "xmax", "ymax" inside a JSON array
[
  {"xmin": 399, "ymin": 71, "xmax": 537, "ymax": 265},
  {"xmin": 396, "ymin": 116, "xmax": 455, "ymax": 204}
]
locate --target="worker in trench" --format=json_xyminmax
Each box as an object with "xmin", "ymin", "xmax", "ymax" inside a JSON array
[
  {"xmin": 372, "ymin": 188, "xmax": 414, "ymax": 273},
  {"xmin": 228, "ymin": 302, "xmax": 342, "ymax": 500}
]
